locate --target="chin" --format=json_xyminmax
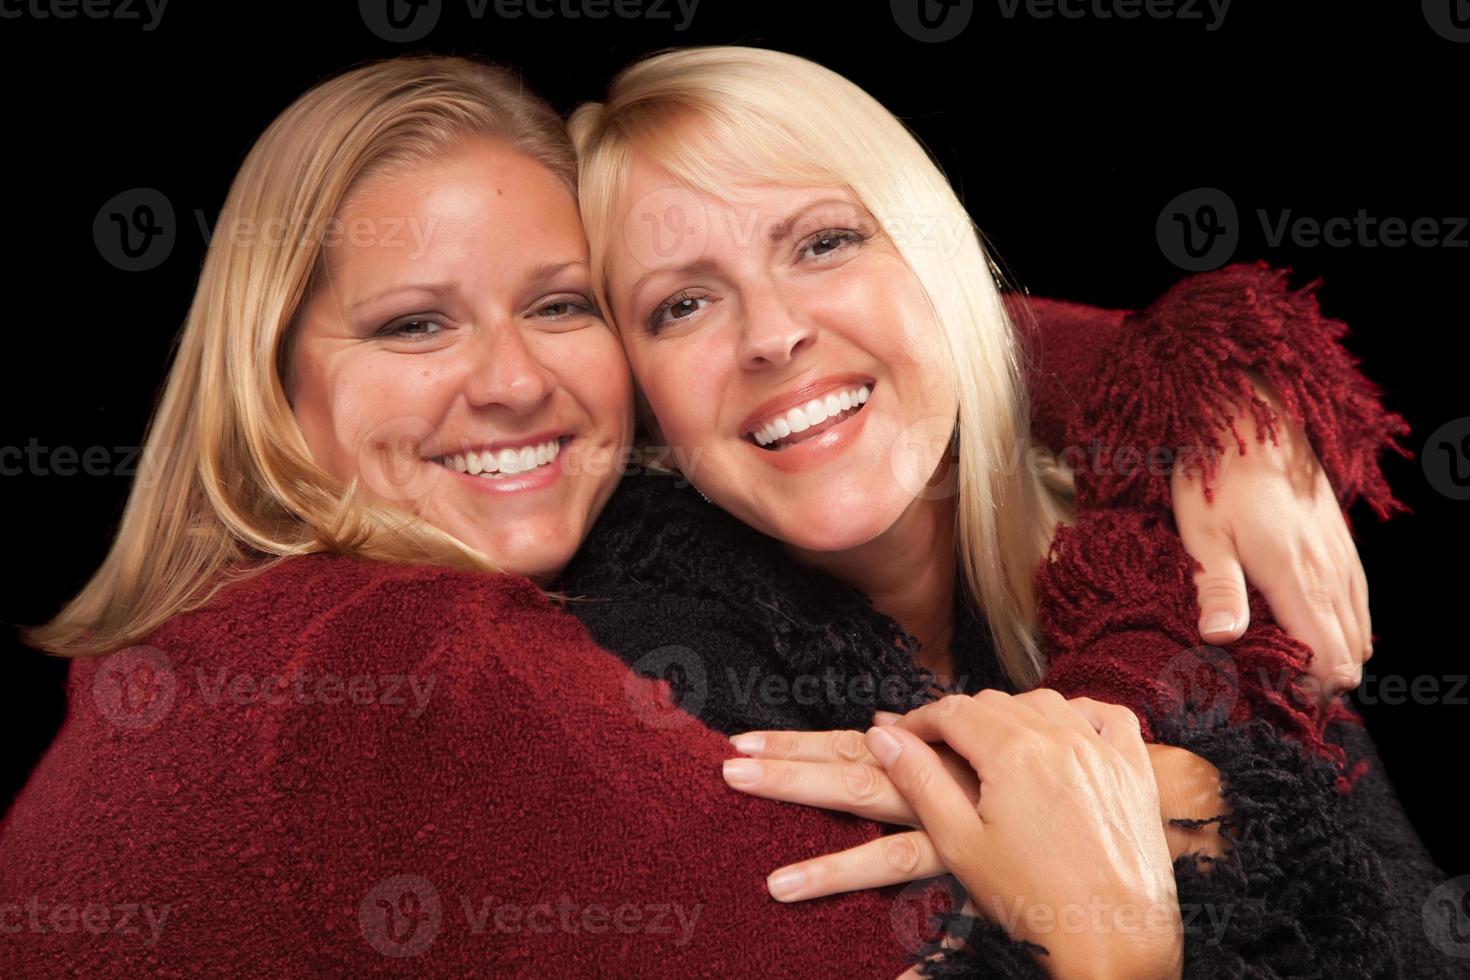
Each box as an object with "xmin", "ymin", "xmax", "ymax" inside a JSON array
[
  {"xmin": 755, "ymin": 499, "xmax": 900, "ymax": 555},
  {"xmin": 476, "ymin": 522, "xmax": 577, "ymax": 583}
]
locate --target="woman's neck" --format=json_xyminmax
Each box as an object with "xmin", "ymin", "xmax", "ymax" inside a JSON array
[{"xmin": 787, "ymin": 490, "xmax": 958, "ymax": 684}]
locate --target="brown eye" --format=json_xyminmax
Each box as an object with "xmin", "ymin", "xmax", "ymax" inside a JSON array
[
  {"xmin": 799, "ymin": 229, "xmax": 863, "ymax": 261},
  {"xmin": 536, "ymin": 298, "xmax": 595, "ymax": 320},
  {"xmin": 375, "ymin": 318, "xmax": 444, "ymax": 340},
  {"xmin": 647, "ymin": 291, "xmax": 710, "ymax": 333}
]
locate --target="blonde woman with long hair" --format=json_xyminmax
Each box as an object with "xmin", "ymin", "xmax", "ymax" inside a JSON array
[
  {"xmin": 0, "ymin": 53, "xmax": 1239, "ymax": 978},
  {"xmin": 558, "ymin": 44, "xmax": 1456, "ymax": 976}
]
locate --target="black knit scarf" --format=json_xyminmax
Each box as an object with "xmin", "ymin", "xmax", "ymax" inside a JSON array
[{"xmin": 558, "ymin": 470, "xmax": 1013, "ymax": 737}]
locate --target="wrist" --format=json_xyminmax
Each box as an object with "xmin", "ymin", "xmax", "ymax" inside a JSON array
[{"xmin": 1041, "ymin": 930, "xmax": 1183, "ymax": 980}]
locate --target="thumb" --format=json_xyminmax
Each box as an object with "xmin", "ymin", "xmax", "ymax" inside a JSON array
[{"xmin": 1189, "ymin": 542, "xmax": 1251, "ymax": 643}]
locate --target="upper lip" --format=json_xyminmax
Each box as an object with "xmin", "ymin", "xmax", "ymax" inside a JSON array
[
  {"xmin": 430, "ymin": 431, "xmax": 569, "ymax": 461},
  {"xmin": 739, "ymin": 374, "xmax": 875, "ymax": 437}
]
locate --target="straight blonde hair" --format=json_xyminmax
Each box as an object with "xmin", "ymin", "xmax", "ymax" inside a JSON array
[
  {"xmin": 30, "ymin": 55, "xmax": 578, "ymax": 656},
  {"xmin": 569, "ymin": 46, "xmax": 1075, "ymax": 687}
]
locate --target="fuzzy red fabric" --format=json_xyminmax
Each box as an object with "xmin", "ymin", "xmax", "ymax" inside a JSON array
[
  {"xmin": 0, "ymin": 262, "xmax": 1412, "ymax": 975},
  {"xmin": 1014, "ymin": 261, "xmax": 1413, "ymax": 777},
  {"xmin": 0, "ymin": 554, "xmax": 921, "ymax": 977}
]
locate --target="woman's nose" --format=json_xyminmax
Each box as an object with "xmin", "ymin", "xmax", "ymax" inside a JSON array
[
  {"xmin": 737, "ymin": 301, "xmax": 817, "ymax": 370},
  {"xmin": 463, "ymin": 324, "xmax": 556, "ymax": 414}
]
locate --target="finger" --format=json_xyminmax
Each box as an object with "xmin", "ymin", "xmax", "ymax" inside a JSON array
[
  {"xmin": 763, "ymin": 830, "xmax": 944, "ymax": 902},
  {"xmin": 1178, "ymin": 525, "xmax": 1251, "ymax": 643},
  {"xmin": 1012, "ymin": 687, "xmax": 1102, "ymax": 741},
  {"xmin": 729, "ymin": 728, "xmax": 876, "ymax": 766},
  {"xmin": 730, "ymin": 727, "xmax": 978, "ymax": 795},
  {"xmin": 889, "ymin": 692, "xmax": 1037, "ymax": 778},
  {"xmin": 721, "ymin": 757, "xmax": 920, "ymax": 826},
  {"xmin": 1061, "ymin": 697, "xmax": 1151, "ymax": 777},
  {"xmin": 1253, "ymin": 561, "xmax": 1353, "ymax": 703},
  {"xmin": 866, "ymin": 725, "xmax": 985, "ymax": 862},
  {"xmin": 873, "ymin": 711, "xmax": 904, "ymax": 726},
  {"xmin": 1349, "ymin": 552, "xmax": 1373, "ymax": 664},
  {"xmin": 1325, "ymin": 567, "xmax": 1364, "ymax": 699}
]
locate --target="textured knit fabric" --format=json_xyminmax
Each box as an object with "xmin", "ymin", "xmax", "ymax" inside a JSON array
[
  {"xmin": 0, "ymin": 262, "xmax": 1446, "ymax": 977},
  {"xmin": 1011, "ymin": 260, "xmax": 1414, "ymax": 772},
  {"xmin": 0, "ymin": 554, "xmax": 930, "ymax": 977},
  {"xmin": 559, "ymin": 261, "xmax": 1462, "ymax": 976}
]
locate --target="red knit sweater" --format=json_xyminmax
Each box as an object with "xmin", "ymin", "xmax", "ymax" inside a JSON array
[
  {"xmin": 1012, "ymin": 261, "xmax": 1411, "ymax": 773},
  {"xmin": 1, "ymin": 555, "xmax": 919, "ymax": 977},
  {"xmin": 0, "ymin": 262, "xmax": 1415, "ymax": 977}
]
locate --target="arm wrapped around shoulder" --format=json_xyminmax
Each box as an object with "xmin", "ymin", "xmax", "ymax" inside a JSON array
[
  {"xmin": 1011, "ymin": 261, "xmax": 1413, "ymax": 519},
  {"xmin": 1070, "ymin": 261, "xmax": 1411, "ymax": 516},
  {"xmin": 1035, "ymin": 507, "xmax": 1363, "ymax": 771}
]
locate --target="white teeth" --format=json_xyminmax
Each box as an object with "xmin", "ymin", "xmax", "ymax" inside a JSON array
[
  {"xmin": 439, "ymin": 439, "xmax": 561, "ymax": 477},
  {"xmin": 750, "ymin": 384, "xmax": 873, "ymax": 447}
]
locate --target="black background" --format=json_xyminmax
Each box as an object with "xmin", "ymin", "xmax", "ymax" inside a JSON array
[{"xmin": 2, "ymin": 0, "xmax": 1466, "ymax": 878}]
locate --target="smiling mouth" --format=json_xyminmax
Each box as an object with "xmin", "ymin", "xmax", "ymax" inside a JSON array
[
  {"xmin": 746, "ymin": 382, "xmax": 873, "ymax": 451},
  {"xmin": 432, "ymin": 436, "xmax": 569, "ymax": 478}
]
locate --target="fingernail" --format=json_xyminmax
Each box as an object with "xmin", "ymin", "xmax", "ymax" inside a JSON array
[
  {"xmin": 729, "ymin": 733, "xmax": 764, "ymax": 755},
  {"xmin": 722, "ymin": 758, "xmax": 761, "ymax": 786},
  {"xmin": 866, "ymin": 727, "xmax": 902, "ymax": 767},
  {"xmin": 1201, "ymin": 613, "xmax": 1236, "ymax": 635},
  {"xmin": 872, "ymin": 711, "xmax": 902, "ymax": 726},
  {"xmin": 767, "ymin": 867, "xmax": 806, "ymax": 900}
]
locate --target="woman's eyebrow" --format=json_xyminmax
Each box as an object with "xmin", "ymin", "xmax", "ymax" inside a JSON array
[
  {"xmin": 764, "ymin": 197, "xmax": 862, "ymax": 243},
  {"xmin": 349, "ymin": 281, "xmax": 455, "ymax": 313},
  {"xmin": 524, "ymin": 259, "xmax": 589, "ymax": 287},
  {"xmin": 627, "ymin": 258, "xmax": 718, "ymax": 305}
]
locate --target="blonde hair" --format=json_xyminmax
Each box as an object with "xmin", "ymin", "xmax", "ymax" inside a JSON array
[
  {"xmin": 30, "ymin": 55, "xmax": 577, "ymax": 656},
  {"xmin": 569, "ymin": 46, "xmax": 1075, "ymax": 687}
]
